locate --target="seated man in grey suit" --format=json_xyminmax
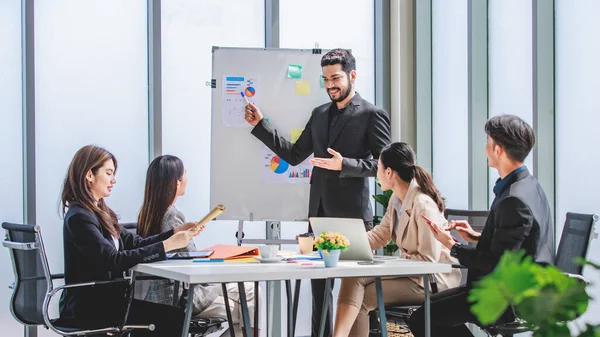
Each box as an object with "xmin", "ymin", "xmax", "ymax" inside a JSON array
[
  {"xmin": 244, "ymin": 48, "xmax": 391, "ymax": 337},
  {"xmin": 410, "ymin": 114, "xmax": 555, "ymax": 337}
]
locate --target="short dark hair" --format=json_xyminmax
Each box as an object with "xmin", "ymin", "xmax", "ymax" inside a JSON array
[
  {"xmin": 485, "ymin": 114, "xmax": 535, "ymax": 163},
  {"xmin": 320, "ymin": 48, "xmax": 355, "ymax": 74}
]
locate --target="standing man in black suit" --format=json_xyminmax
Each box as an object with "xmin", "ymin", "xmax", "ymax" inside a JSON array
[
  {"xmin": 409, "ymin": 114, "xmax": 555, "ymax": 337},
  {"xmin": 244, "ymin": 48, "xmax": 391, "ymax": 337}
]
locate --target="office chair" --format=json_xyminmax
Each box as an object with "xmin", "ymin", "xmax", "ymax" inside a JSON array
[
  {"xmin": 370, "ymin": 209, "xmax": 490, "ymax": 336},
  {"xmin": 2, "ymin": 222, "xmax": 154, "ymax": 336},
  {"xmin": 120, "ymin": 222, "xmax": 226, "ymax": 337},
  {"xmin": 485, "ymin": 212, "xmax": 599, "ymax": 337}
]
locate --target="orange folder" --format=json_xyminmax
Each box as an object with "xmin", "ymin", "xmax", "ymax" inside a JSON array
[{"xmin": 201, "ymin": 244, "xmax": 259, "ymax": 260}]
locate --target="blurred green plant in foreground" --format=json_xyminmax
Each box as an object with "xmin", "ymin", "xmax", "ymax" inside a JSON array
[{"xmin": 468, "ymin": 250, "xmax": 600, "ymax": 337}]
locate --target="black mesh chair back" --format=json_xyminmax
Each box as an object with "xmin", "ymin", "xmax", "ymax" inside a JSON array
[
  {"xmin": 443, "ymin": 209, "xmax": 489, "ymax": 286},
  {"xmin": 444, "ymin": 209, "xmax": 490, "ymax": 243},
  {"xmin": 555, "ymin": 212, "xmax": 598, "ymax": 275},
  {"xmin": 2, "ymin": 222, "xmax": 52, "ymax": 327},
  {"xmin": 121, "ymin": 222, "xmax": 138, "ymax": 234}
]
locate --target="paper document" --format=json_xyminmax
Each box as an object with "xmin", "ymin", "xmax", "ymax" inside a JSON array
[
  {"xmin": 222, "ymin": 75, "xmax": 260, "ymax": 127},
  {"xmin": 261, "ymin": 147, "xmax": 313, "ymax": 184}
]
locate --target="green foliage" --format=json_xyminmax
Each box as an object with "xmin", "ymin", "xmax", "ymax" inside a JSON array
[
  {"xmin": 469, "ymin": 250, "xmax": 599, "ymax": 337},
  {"xmin": 372, "ymin": 179, "xmax": 398, "ymax": 253},
  {"xmin": 579, "ymin": 325, "xmax": 600, "ymax": 337}
]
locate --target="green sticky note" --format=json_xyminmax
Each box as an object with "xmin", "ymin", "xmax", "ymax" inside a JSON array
[
  {"xmin": 320, "ymin": 76, "xmax": 325, "ymax": 88},
  {"xmin": 287, "ymin": 64, "xmax": 303, "ymax": 79}
]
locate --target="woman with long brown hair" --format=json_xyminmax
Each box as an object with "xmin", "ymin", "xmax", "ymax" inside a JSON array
[
  {"xmin": 332, "ymin": 142, "xmax": 462, "ymax": 337},
  {"xmin": 137, "ymin": 155, "xmax": 260, "ymax": 336},
  {"xmin": 59, "ymin": 145, "xmax": 200, "ymax": 335}
]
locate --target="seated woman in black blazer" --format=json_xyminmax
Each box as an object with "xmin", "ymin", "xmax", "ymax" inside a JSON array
[{"xmin": 59, "ymin": 145, "xmax": 201, "ymax": 336}]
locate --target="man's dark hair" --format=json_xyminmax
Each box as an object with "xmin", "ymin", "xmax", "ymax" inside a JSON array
[
  {"xmin": 485, "ymin": 114, "xmax": 535, "ymax": 163},
  {"xmin": 320, "ymin": 48, "xmax": 355, "ymax": 74}
]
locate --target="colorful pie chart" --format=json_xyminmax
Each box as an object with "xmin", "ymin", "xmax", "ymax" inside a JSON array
[
  {"xmin": 244, "ymin": 86, "xmax": 256, "ymax": 97},
  {"xmin": 270, "ymin": 156, "xmax": 289, "ymax": 174}
]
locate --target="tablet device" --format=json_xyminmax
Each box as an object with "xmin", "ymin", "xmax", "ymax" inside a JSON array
[{"xmin": 166, "ymin": 251, "xmax": 214, "ymax": 260}]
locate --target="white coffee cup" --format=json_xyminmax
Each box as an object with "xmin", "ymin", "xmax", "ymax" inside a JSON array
[{"xmin": 259, "ymin": 245, "xmax": 278, "ymax": 258}]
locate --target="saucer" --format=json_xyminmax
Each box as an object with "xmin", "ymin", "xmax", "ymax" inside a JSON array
[{"xmin": 254, "ymin": 256, "xmax": 284, "ymax": 263}]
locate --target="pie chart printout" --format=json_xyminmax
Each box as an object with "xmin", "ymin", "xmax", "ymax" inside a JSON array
[{"xmin": 270, "ymin": 156, "xmax": 289, "ymax": 174}]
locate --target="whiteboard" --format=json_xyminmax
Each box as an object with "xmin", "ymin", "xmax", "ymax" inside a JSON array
[{"xmin": 210, "ymin": 47, "xmax": 330, "ymax": 221}]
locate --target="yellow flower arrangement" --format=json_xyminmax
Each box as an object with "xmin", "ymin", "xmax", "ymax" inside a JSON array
[{"xmin": 313, "ymin": 231, "xmax": 350, "ymax": 253}]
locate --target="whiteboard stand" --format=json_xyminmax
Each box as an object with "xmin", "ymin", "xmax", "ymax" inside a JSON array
[
  {"xmin": 266, "ymin": 221, "xmax": 282, "ymax": 337},
  {"xmin": 236, "ymin": 220, "xmax": 298, "ymax": 337}
]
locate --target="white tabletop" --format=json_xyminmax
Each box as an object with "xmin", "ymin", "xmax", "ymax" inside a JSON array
[{"xmin": 132, "ymin": 258, "xmax": 452, "ymax": 284}]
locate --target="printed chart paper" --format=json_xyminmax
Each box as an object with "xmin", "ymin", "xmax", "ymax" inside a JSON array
[
  {"xmin": 262, "ymin": 147, "xmax": 313, "ymax": 184},
  {"xmin": 222, "ymin": 75, "xmax": 260, "ymax": 127}
]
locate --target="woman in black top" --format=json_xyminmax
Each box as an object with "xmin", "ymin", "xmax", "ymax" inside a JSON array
[{"xmin": 59, "ymin": 145, "xmax": 201, "ymax": 336}]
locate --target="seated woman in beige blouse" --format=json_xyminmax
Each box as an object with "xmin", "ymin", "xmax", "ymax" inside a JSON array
[{"xmin": 333, "ymin": 142, "xmax": 462, "ymax": 337}]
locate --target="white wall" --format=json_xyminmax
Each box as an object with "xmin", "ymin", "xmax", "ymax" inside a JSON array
[
  {"xmin": 34, "ymin": 2, "xmax": 149, "ymax": 334},
  {"xmin": 0, "ymin": 1, "xmax": 25, "ymax": 335},
  {"xmin": 431, "ymin": 0, "xmax": 469, "ymax": 209},
  {"xmin": 555, "ymin": 0, "xmax": 600, "ymax": 328},
  {"xmin": 488, "ymin": 0, "xmax": 534, "ymax": 202}
]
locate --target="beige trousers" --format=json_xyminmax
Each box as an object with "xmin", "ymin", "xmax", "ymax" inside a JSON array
[
  {"xmin": 197, "ymin": 282, "xmax": 259, "ymax": 336},
  {"xmin": 337, "ymin": 277, "xmax": 424, "ymax": 337}
]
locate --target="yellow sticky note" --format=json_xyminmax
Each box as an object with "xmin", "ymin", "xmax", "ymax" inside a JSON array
[
  {"xmin": 291, "ymin": 129, "xmax": 303, "ymax": 143},
  {"xmin": 295, "ymin": 81, "xmax": 310, "ymax": 95}
]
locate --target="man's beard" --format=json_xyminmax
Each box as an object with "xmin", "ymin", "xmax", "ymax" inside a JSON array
[{"xmin": 328, "ymin": 81, "xmax": 353, "ymax": 103}]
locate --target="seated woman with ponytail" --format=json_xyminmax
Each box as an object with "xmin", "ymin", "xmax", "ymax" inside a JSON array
[{"xmin": 332, "ymin": 142, "xmax": 462, "ymax": 337}]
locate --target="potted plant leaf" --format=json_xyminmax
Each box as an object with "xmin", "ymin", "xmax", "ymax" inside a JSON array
[
  {"xmin": 373, "ymin": 179, "xmax": 398, "ymax": 256},
  {"xmin": 469, "ymin": 250, "xmax": 600, "ymax": 337}
]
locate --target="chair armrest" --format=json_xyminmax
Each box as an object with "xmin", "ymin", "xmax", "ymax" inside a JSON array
[
  {"xmin": 51, "ymin": 273, "xmax": 65, "ymax": 280},
  {"xmin": 43, "ymin": 278, "xmax": 131, "ymax": 336},
  {"xmin": 566, "ymin": 273, "xmax": 589, "ymax": 284},
  {"xmin": 452, "ymin": 263, "xmax": 468, "ymax": 269},
  {"xmin": 50, "ymin": 278, "xmax": 130, "ymax": 294},
  {"xmin": 8, "ymin": 274, "xmax": 63, "ymax": 289}
]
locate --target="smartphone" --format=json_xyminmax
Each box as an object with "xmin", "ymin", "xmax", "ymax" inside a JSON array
[
  {"xmin": 421, "ymin": 215, "xmax": 433, "ymax": 224},
  {"xmin": 357, "ymin": 260, "xmax": 385, "ymax": 265},
  {"xmin": 166, "ymin": 251, "xmax": 214, "ymax": 260},
  {"xmin": 421, "ymin": 215, "xmax": 449, "ymax": 229}
]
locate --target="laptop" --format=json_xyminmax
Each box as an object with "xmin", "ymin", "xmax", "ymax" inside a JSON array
[{"xmin": 309, "ymin": 217, "xmax": 374, "ymax": 262}]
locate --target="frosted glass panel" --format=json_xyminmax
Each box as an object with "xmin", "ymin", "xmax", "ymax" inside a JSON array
[
  {"xmin": 431, "ymin": 0, "xmax": 469, "ymax": 209},
  {"xmin": 488, "ymin": 0, "xmax": 533, "ymax": 203},
  {"xmin": 161, "ymin": 0, "xmax": 265, "ymax": 219},
  {"xmin": 555, "ymin": 0, "xmax": 600, "ymax": 326},
  {"xmin": 0, "ymin": 1, "xmax": 24, "ymax": 335},
  {"xmin": 34, "ymin": 0, "xmax": 149, "ymax": 279},
  {"xmin": 279, "ymin": 0, "xmax": 375, "ymax": 103}
]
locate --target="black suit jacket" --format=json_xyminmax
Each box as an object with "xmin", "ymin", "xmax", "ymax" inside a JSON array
[
  {"xmin": 59, "ymin": 204, "xmax": 173, "ymax": 321},
  {"xmin": 251, "ymin": 93, "xmax": 391, "ymax": 221},
  {"xmin": 455, "ymin": 168, "xmax": 555, "ymax": 285}
]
